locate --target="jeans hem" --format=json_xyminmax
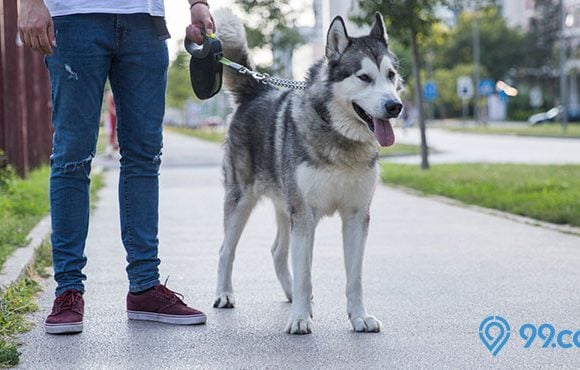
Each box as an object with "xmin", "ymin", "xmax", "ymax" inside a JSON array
[
  {"xmin": 129, "ymin": 278, "xmax": 160, "ymax": 293},
  {"xmin": 55, "ymin": 284, "xmax": 85, "ymax": 297}
]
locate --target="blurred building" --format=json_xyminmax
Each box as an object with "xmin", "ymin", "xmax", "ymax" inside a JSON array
[
  {"xmin": 293, "ymin": 0, "xmax": 363, "ymax": 78},
  {"xmin": 498, "ymin": 0, "xmax": 536, "ymax": 29}
]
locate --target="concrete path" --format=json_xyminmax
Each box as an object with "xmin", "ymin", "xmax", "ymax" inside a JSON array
[
  {"xmin": 390, "ymin": 127, "xmax": 580, "ymax": 164},
  {"xmin": 19, "ymin": 131, "xmax": 580, "ymax": 369}
]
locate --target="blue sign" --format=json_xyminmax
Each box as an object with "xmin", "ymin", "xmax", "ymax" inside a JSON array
[
  {"xmin": 479, "ymin": 79, "xmax": 495, "ymax": 97},
  {"xmin": 498, "ymin": 90, "xmax": 509, "ymax": 102},
  {"xmin": 423, "ymin": 81, "xmax": 437, "ymax": 102}
]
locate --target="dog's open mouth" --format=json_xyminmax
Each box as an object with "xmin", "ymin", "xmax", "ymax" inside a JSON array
[{"xmin": 353, "ymin": 103, "xmax": 395, "ymax": 147}]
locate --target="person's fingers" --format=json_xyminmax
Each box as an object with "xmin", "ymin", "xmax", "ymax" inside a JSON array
[
  {"xmin": 186, "ymin": 24, "xmax": 196, "ymax": 40},
  {"xmin": 186, "ymin": 25, "xmax": 204, "ymax": 44},
  {"xmin": 27, "ymin": 32, "xmax": 40, "ymax": 51},
  {"xmin": 192, "ymin": 27, "xmax": 203, "ymax": 44},
  {"xmin": 47, "ymin": 19, "xmax": 56, "ymax": 47},
  {"xmin": 203, "ymin": 17, "xmax": 215, "ymax": 34},
  {"xmin": 36, "ymin": 28, "xmax": 53, "ymax": 54},
  {"xmin": 36, "ymin": 35, "xmax": 49, "ymax": 54},
  {"xmin": 18, "ymin": 30, "xmax": 26, "ymax": 46}
]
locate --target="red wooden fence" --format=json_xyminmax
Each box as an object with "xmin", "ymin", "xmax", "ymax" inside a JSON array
[{"xmin": 0, "ymin": 0, "xmax": 52, "ymax": 177}]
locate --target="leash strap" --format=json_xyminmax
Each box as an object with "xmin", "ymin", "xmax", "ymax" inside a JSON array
[{"xmin": 219, "ymin": 56, "xmax": 307, "ymax": 90}]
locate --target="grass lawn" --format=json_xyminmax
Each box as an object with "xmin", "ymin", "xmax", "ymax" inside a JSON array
[
  {"xmin": 165, "ymin": 126, "xmax": 226, "ymax": 144},
  {"xmin": 96, "ymin": 129, "xmax": 108, "ymax": 155},
  {"xmin": 380, "ymin": 143, "xmax": 421, "ymax": 157},
  {"xmin": 167, "ymin": 126, "xmax": 429, "ymax": 159},
  {"xmin": 0, "ymin": 240, "xmax": 51, "ymax": 367},
  {"xmin": 0, "ymin": 165, "xmax": 104, "ymax": 366},
  {"xmin": 443, "ymin": 124, "xmax": 580, "ymax": 138},
  {"xmin": 0, "ymin": 167, "xmax": 51, "ymax": 269},
  {"xmin": 0, "ymin": 166, "xmax": 104, "ymax": 268},
  {"xmin": 381, "ymin": 163, "xmax": 580, "ymax": 227}
]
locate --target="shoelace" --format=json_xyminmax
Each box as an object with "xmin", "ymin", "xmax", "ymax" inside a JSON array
[
  {"xmin": 54, "ymin": 291, "xmax": 82, "ymax": 314},
  {"xmin": 159, "ymin": 278, "xmax": 186, "ymax": 306}
]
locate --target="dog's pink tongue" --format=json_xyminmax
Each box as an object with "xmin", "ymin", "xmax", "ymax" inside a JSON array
[{"xmin": 373, "ymin": 118, "xmax": 395, "ymax": 147}]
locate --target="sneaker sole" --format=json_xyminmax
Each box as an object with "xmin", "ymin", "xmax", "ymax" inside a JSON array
[
  {"xmin": 45, "ymin": 322, "xmax": 83, "ymax": 334},
  {"xmin": 127, "ymin": 310, "xmax": 207, "ymax": 325}
]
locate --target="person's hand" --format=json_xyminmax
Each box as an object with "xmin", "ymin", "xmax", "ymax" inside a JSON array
[
  {"xmin": 18, "ymin": 0, "xmax": 56, "ymax": 55},
  {"xmin": 186, "ymin": 1, "xmax": 215, "ymax": 44}
]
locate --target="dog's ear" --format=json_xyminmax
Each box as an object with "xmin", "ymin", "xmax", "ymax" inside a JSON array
[
  {"xmin": 370, "ymin": 12, "xmax": 388, "ymax": 42},
  {"xmin": 326, "ymin": 16, "xmax": 350, "ymax": 62}
]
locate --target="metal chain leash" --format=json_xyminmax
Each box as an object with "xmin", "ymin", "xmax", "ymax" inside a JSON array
[
  {"xmin": 219, "ymin": 57, "xmax": 307, "ymax": 90},
  {"xmin": 263, "ymin": 76, "xmax": 308, "ymax": 90}
]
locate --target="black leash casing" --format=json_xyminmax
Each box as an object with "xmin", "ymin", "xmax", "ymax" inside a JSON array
[{"xmin": 184, "ymin": 36, "xmax": 223, "ymax": 100}]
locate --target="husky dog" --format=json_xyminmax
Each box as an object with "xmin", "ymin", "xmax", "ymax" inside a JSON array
[{"xmin": 213, "ymin": 9, "xmax": 403, "ymax": 334}]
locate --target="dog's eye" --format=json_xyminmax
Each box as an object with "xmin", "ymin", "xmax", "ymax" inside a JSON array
[
  {"xmin": 388, "ymin": 70, "xmax": 396, "ymax": 81},
  {"xmin": 357, "ymin": 74, "xmax": 371, "ymax": 83}
]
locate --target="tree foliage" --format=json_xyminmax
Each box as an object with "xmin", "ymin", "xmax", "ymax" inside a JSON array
[
  {"xmin": 435, "ymin": 7, "xmax": 525, "ymax": 81},
  {"xmin": 166, "ymin": 48, "xmax": 196, "ymax": 108},
  {"xmin": 236, "ymin": 0, "xmax": 304, "ymax": 48},
  {"xmin": 235, "ymin": 0, "xmax": 305, "ymax": 74},
  {"xmin": 354, "ymin": 0, "xmax": 448, "ymax": 170},
  {"xmin": 523, "ymin": 0, "xmax": 560, "ymax": 69},
  {"xmin": 354, "ymin": 0, "xmax": 447, "ymax": 48}
]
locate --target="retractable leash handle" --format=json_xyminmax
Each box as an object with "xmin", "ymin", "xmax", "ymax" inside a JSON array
[
  {"xmin": 184, "ymin": 33, "xmax": 308, "ymax": 100},
  {"xmin": 184, "ymin": 33, "xmax": 224, "ymax": 100}
]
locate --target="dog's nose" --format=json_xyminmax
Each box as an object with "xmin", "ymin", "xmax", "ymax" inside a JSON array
[{"xmin": 385, "ymin": 100, "xmax": 403, "ymax": 118}]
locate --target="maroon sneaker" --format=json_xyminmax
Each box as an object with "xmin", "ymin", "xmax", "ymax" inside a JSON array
[
  {"xmin": 44, "ymin": 290, "xmax": 84, "ymax": 334},
  {"xmin": 127, "ymin": 284, "xmax": 206, "ymax": 325}
]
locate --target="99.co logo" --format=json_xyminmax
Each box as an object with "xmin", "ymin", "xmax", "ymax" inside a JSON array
[
  {"xmin": 520, "ymin": 323, "xmax": 580, "ymax": 349},
  {"xmin": 479, "ymin": 316, "xmax": 580, "ymax": 356}
]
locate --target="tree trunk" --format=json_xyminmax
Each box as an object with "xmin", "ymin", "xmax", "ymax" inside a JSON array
[{"xmin": 410, "ymin": 32, "xmax": 430, "ymax": 170}]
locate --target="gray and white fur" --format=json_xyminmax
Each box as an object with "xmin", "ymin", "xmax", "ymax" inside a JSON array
[{"xmin": 213, "ymin": 9, "xmax": 403, "ymax": 334}]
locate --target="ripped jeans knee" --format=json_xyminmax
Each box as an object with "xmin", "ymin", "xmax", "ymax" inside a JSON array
[{"xmin": 50, "ymin": 153, "xmax": 94, "ymax": 177}]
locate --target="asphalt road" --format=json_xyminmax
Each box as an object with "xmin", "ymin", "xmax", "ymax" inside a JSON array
[
  {"xmin": 391, "ymin": 127, "xmax": 580, "ymax": 164},
  {"xmin": 18, "ymin": 131, "xmax": 580, "ymax": 369}
]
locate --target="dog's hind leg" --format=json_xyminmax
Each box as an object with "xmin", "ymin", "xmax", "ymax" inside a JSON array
[
  {"xmin": 214, "ymin": 187, "xmax": 257, "ymax": 309},
  {"xmin": 341, "ymin": 209, "xmax": 382, "ymax": 332},
  {"xmin": 271, "ymin": 207, "xmax": 293, "ymax": 302}
]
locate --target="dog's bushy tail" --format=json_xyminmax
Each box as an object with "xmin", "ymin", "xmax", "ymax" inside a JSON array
[{"xmin": 215, "ymin": 8, "xmax": 269, "ymax": 104}]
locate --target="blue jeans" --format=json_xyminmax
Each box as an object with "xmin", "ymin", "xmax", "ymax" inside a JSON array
[{"xmin": 47, "ymin": 13, "xmax": 169, "ymax": 296}]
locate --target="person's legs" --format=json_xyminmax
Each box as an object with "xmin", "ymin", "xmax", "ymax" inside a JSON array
[
  {"xmin": 110, "ymin": 14, "xmax": 206, "ymax": 325},
  {"xmin": 45, "ymin": 13, "xmax": 115, "ymax": 334},
  {"xmin": 48, "ymin": 14, "xmax": 114, "ymax": 296},
  {"xmin": 108, "ymin": 14, "xmax": 167, "ymax": 293}
]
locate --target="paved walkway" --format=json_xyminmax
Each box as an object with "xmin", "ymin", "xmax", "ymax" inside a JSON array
[
  {"xmin": 391, "ymin": 127, "xmax": 580, "ymax": 164},
  {"xmin": 19, "ymin": 131, "xmax": 580, "ymax": 368}
]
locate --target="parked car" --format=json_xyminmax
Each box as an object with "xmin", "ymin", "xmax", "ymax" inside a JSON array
[{"xmin": 528, "ymin": 106, "xmax": 580, "ymax": 125}]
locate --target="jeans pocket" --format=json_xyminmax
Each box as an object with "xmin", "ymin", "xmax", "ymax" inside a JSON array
[{"xmin": 150, "ymin": 16, "xmax": 171, "ymax": 41}]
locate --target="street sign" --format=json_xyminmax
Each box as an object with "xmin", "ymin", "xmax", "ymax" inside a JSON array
[
  {"xmin": 479, "ymin": 79, "xmax": 494, "ymax": 97},
  {"xmin": 457, "ymin": 76, "xmax": 474, "ymax": 100},
  {"xmin": 423, "ymin": 81, "xmax": 437, "ymax": 102},
  {"xmin": 498, "ymin": 90, "xmax": 509, "ymax": 103}
]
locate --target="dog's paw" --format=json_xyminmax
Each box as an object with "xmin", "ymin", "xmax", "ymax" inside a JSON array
[
  {"xmin": 285, "ymin": 316, "xmax": 314, "ymax": 335},
  {"xmin": 213, "ymin": 293, "xmax": 235, "ymax": 308},
  {"xmin": 351, "ymin": 315, "xmax": 382, "ymax": 333}
]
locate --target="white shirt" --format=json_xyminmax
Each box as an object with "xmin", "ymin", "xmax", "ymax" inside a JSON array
[{"xmin": 45, "ymin": 0, "xmax": 165, "ymax": 17}]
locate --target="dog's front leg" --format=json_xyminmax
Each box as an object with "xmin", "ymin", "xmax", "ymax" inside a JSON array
[
  {"xmin": 341, "ymin": 210, "xmax": 381, "ymax": 332},
  {"xmin": 285, "ymin": 211, "xmax": 317, "ymax": 335}
]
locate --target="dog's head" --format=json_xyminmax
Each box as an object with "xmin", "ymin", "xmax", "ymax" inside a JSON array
[{"xmin": 325, "ymin": 13, "xmax": 403, "ymax": 147}]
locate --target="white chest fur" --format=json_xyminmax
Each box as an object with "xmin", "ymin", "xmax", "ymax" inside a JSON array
[{"xmin": 295, "ymin": 164, "xmax": 378, "ymax": 216}]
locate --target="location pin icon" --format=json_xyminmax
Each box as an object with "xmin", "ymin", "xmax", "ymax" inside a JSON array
[{"xmin": 479, "ymin": 316, "xmax": 511, "ymax": 356}]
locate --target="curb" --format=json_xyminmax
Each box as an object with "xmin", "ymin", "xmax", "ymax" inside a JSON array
[{"xmin": 0, "ymin": 215, "xmax": 51, "ymax": 287}]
